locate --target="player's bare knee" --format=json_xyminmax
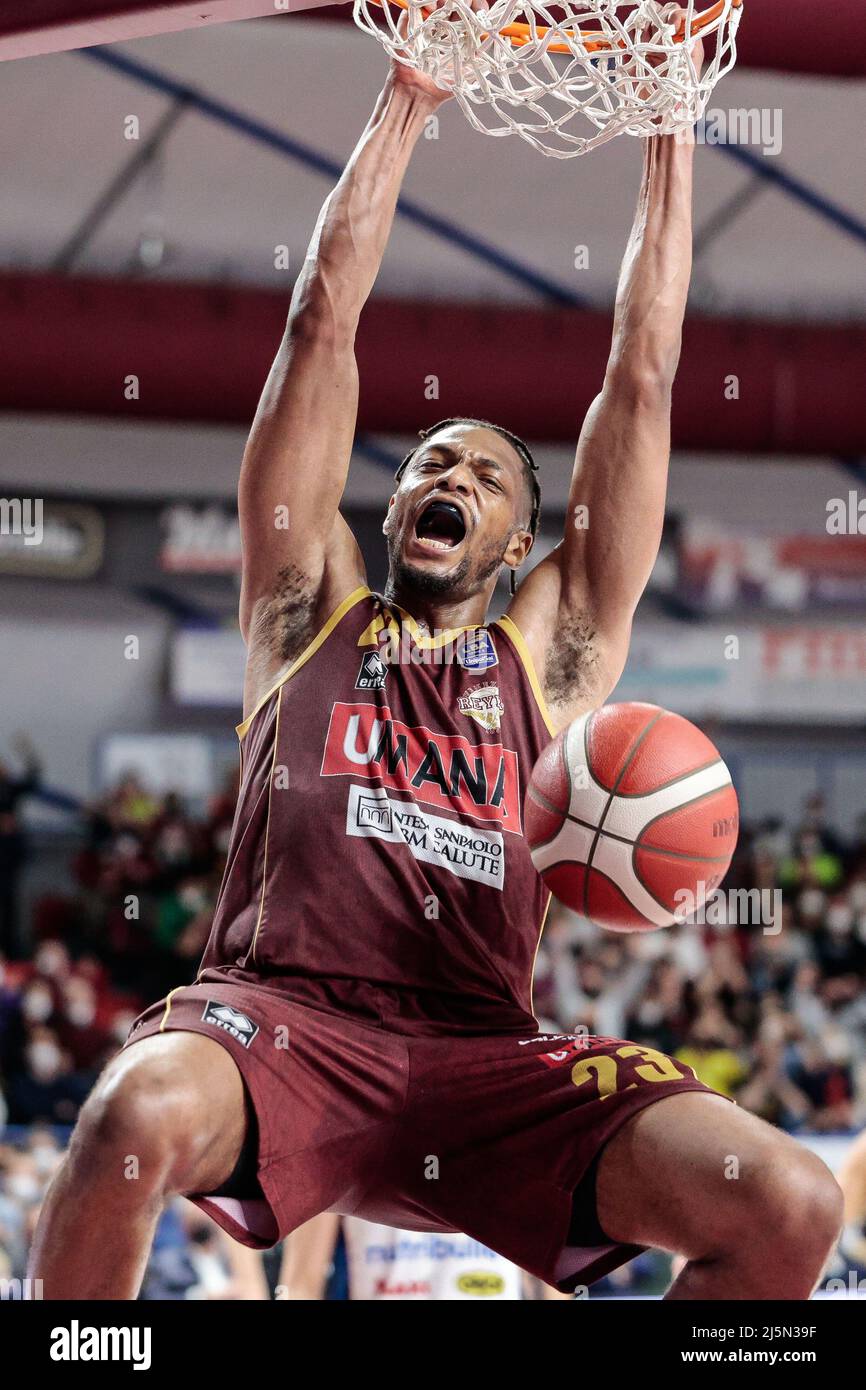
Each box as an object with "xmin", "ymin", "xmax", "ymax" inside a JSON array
[
  {"xmin": 781, "ymin": 1152, "xmax": 844, "ymax": 1259},
  {"xmin": 739, "ymin": 1146, "xmax": 843, "ymax": 1266},
  {"xmin": 72, "ymin": 1050, "xmax": 207, "ymax": 1195}
]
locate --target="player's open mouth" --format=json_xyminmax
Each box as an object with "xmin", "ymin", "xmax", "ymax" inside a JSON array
[{"xmin": 413, "ymin": 499, "xmax": 468, "ymax": 552}]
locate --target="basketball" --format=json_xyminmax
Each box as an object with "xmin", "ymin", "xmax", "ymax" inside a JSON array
[{"xmin": 525, "ymin": 703, "xmax": 739, "ymax": 932}]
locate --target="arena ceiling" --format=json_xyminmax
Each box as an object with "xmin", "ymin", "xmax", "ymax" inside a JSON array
[{"xmin": 0, "ymin": 3, "xmax": 863, "ymax": 451}]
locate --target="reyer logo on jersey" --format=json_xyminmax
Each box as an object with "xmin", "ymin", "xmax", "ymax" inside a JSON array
[
  {"xmin": 458, "ymin": 683, "xmax": 504, "ymax": 732},
  {"xmin": 321, "ymin": 702, "xmax": 521, "ymax": 831}
]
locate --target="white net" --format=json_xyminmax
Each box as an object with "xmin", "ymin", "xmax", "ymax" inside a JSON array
[{"xmin": 352, "ymin": 0, "xmax": 744, "ymax": 158}]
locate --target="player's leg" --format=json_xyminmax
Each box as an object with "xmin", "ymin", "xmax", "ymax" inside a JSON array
[
  {"xmin": 595, "ymin": 1091, "xmax": 843, "ymax": 1299},
  {"xmin": 29, "ymin": 1032, "xmax": 248, "ymax": 1300}
]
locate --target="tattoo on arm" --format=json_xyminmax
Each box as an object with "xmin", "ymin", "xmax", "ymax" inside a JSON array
[
  {"xmin": 543, "ymin": 614, "xmax": 602, "ymax": 710},
  {"xmin": 250, "ymin": 564, "xmax": 320, "ymax": 666}
]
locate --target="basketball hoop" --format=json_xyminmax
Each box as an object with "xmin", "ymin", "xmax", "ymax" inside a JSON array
[{"xmin": 352, "ymin": 0, "xmax": 744, "ymax": 158}]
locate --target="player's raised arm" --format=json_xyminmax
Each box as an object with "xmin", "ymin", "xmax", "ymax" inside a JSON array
[
  {"xmin": 508, "ymin": 127, "xmax": 696, "ymax": 721},
  {"xmin": 507, "ymin": 23, "xmax": 700, "ymax": 728},
  {"xmin": 238, "ymin": 62, "xmax": 449, "ymax": 701}
]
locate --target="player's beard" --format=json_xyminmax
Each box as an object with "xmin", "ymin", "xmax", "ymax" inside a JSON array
[{"xmin": 386, "ymin": 525, "xmax": 506, "ymax": 602}]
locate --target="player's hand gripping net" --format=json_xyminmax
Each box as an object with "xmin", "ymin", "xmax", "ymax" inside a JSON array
[{"xmin": 353, "ymin": 0, "xmax": 744, "ymax": 158}]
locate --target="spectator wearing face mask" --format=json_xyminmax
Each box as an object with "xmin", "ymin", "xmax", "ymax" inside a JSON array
[
  {"xmin": 19, "ymin": 979, "xmax": 56, "ymax": 1029},
  {"xmin": 30, "ymin": 939, "xmax": 73, "ymax": 990},
  {"xmin": 817, "ymin": 895, "xmax": 866, "ymax": 979},
  {"xmin": 6, "ymin": 1026, "xmax": 89, "ymax": 1124},
  {"xmin": 54, "ymin": 978, "xmax": 111, "ymax": 1072}
]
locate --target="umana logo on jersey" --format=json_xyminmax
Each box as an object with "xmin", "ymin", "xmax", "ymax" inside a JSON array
[{"xmin": 321, "ymin": 702, "xmax": 521, "ymax": 831}]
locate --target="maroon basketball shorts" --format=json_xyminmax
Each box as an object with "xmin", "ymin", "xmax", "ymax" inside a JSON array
[{"xmin": 125, "ymin": 980, "xmax": 716, "ymax": 1290}]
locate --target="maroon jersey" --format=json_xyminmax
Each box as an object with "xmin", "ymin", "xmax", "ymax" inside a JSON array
[{"xmin": 198, "ymin": 587, "xmax": 554, "ymax": 1034}]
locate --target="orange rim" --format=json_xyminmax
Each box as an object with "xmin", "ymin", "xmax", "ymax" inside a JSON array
[{"xmin": 378, "ymin": 0, "xmax": 743, "ymax": 57}]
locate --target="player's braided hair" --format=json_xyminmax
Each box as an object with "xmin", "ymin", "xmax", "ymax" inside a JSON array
[{"xmin": 395, "ymin": 418, "xmax": 542, "ymax": 595}]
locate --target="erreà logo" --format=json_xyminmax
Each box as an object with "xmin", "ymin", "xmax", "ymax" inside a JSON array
[
  {"xmin": 356, "ymin": 650, "xmax": 387, "ymax": 691},
  {"xmin": 321, "ymin": 702, "xmax": 521, "ymax": 832},
  {"xmin": 201, "ymin": 1002, "xmax": 259, "ymax": 1048}
]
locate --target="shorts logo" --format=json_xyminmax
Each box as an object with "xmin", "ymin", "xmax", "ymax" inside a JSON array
[
  {"xmin": 356, "ymin": 650, "xmax": 388, "ymax": 690},
  {"xmin": 457, "ymin": 630, "xmax": 498, "ymax": 672},
  {"xmin": 201, "ymin": 1002, "xmax": 259, "ymax": 1048},
  {"xmin": 458, "ymin": 683, "xmax": 504, "ymax": 732}
]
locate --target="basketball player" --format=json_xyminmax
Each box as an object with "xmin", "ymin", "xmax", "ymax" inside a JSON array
[{"xmin": 30, "ymin": 8, "xmax": 842, "ymax": 1299}]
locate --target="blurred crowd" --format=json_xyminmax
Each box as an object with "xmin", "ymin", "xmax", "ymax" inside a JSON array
[
  {"xmin": 0, "ymin": 1123, "xmax": 272, "ymax": 1298},
  {"xmin": 0, "ymin": 766, "xmax": 237, "ymax": 1128},
  {"xmin": 534, "ymin": 792, "xmax": 866, "ymax": 1134},
  {"xmin": 0, "ymin": 758, "xmax": 864, "ymax": 1296}
]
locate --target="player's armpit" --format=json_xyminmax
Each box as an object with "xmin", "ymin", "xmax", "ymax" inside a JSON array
[
  {"xmin": 505, "ymin": 547, "xmax": 632, "ymax": 732},
  {"xmin": 240, "ymin": 512, "xmax": 365, "ymax": 722},
  {"xmin": 523, "ymin": 372, "xmax": 672, "ymax": 723}
]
